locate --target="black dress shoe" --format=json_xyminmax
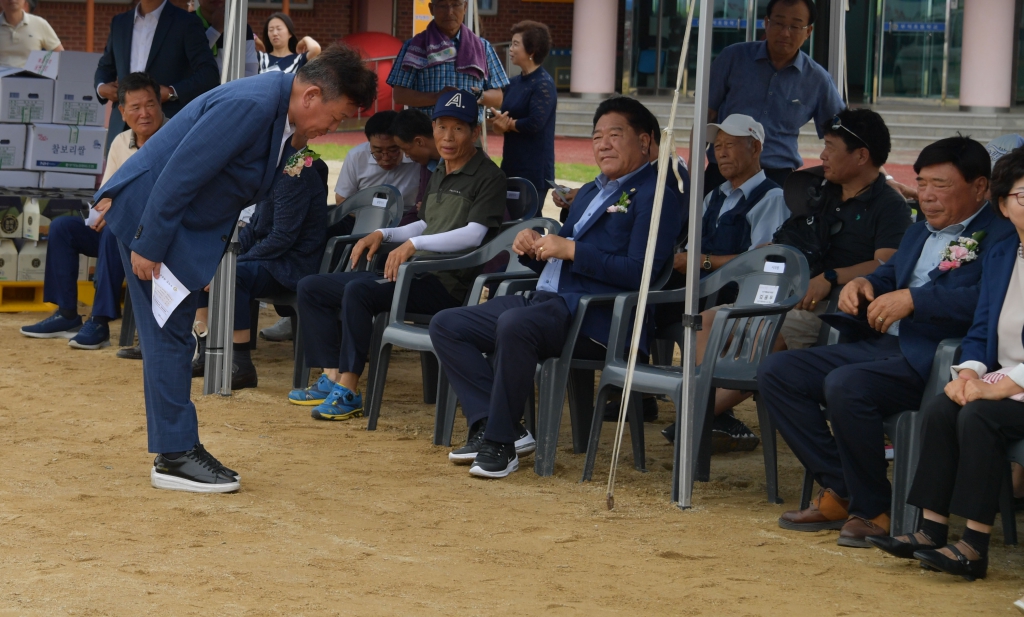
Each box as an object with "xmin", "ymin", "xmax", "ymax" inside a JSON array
[
  {"xmin": 914, "ymin": 544, "xmax": 988, "ymax": 581},
  {"xmin": 151, "ymin": 444, "xmax": 240, "ymax": 493},
  {"xmin": 712, "ymin": 410, "xmax": 760, "ymax": 453},
  {"xmin": 116, "ymin": 345, "xmax": 142, "ymax": 360},
  {"xmin": 191, "ymin": 334, "xmax": 207, "ymax": 377},
  {"xmin": 866, "ymin": 533, "xmax": 935, "ymax": 559},
  {"xmin": 602, "ymin": 396, "xmax": 659, "ymax": 422},
  {"xmin": 231, "ymin": 359, "xmax": 258, "ymax": 390}
]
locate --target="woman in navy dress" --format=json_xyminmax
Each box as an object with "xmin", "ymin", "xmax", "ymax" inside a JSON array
[
  {"xmin": 257, "ymin": 12, "xmax": 321, "ymax": 74},
  {"xmin": 488, "ymin": 21, "xmax": 557, "ymax": 207},
  {"xmin": 868, "ymin": 147, "xmax": 1024, "ymax": 583}
]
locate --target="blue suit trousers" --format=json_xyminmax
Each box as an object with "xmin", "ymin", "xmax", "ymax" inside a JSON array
[
  {"xmin": 117, "ymin": 240, "xmax": 201, "ymax": 454},
  {"xmin": 757, "ymin": 336, "xmax": 926, "ymax": 519},
  {"xmin": 429, "ymin": 293, "xmax": 574, "ymax": 444},
  {"xmin": 43, "ymin": 216, "xmax": 124, "ymax": 319}
]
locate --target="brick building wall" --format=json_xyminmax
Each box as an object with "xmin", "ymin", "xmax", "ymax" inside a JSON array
[{"xmin": 36, "ymin": 0, "xmax": 353, "ymax": 53}]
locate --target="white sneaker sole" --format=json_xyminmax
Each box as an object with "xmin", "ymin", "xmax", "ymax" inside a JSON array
[
  {"xmin": 68, "ymin": 339, "xmax": 111, "ymax": 350},
  {"xmin": 150, "ymin": 467, "xmax": 241, "ymax": 493},
  {"xmin": 21, "ymin": 328, "xmax": 79, "ymax": 339},
  {"xmin": 448, "ymin": 450, "xmax": 476, "ymax": 464},
  {"xmin": 515, "ymin": 432, "xmax": 536, "ymax": 455},
  {"xmin": 1015, "ymin": 599, "xmax": 1024, "ymax": 615},
  {"xmin": 468, "ymin": 456, "xmax": 519, "ymax": 478}
]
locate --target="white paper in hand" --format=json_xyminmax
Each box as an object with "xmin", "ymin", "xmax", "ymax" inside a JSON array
[
  {"xmin": 152, "ymin": 264, "xmax": 189, "ymax": 328},
  {"xmin": 85, "ymin": 205, "xmax": 102, "ymax": 228}
]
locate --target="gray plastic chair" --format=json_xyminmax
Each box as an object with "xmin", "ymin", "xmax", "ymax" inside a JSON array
[
  {"xmin": 363, "ymin": 218, "xmax": 562, "ymax": 444},
  {"xmin": 503, "ymin": 177, "xmax": 540, "ymax": 229},
  {"xmin": 579, "ymin": 246, "xmax": 810, "ymax": 505},
  {"xmin": 272, "ymin": 184, "xmax": 404, "ymax": 389}
]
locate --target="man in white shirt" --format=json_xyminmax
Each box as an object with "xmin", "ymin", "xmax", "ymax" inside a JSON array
[
  {"xmin": 94, "ymin": 0, "xmax": 218, "ymax": 153},
  {"xmin": 0, "ymin": 0, "xmax": 61, "ymax": 67}
]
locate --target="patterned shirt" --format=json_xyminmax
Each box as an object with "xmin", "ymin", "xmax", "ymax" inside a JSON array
[{"xmin": 387, "ymin": 30, "xmax": 509, "ymax": 122}]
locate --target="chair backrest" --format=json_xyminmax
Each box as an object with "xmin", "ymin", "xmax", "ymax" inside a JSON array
[
  {"xmin": 698, "ymin": 245, "xmax": 810, "ymax": 386},
  {"xmin": 337, "ymin": 184, "xmax": 404, "ymax": 234},
  {"xmin": 505, "ymin": 177, "xmax": 540, "ymax": 223}
]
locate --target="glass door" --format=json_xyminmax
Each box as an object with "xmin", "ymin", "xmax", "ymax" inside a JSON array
[{"xmin": 877, "ymin": 0, "xmax": 951, "ymax": 99}]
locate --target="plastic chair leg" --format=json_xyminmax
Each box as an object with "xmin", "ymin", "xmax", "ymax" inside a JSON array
[
  {"xmin": 1001, "ymin": 465, "xmax": 1018, "ymax": 546},
  {"xmin": 433, "ymin": 365, "xmax": 457, "ymax": 447},
  {"xmin": 248, "ymin": 300, "xmax": 259, "ymax": 350},
  {"xmin": 291, "ymin": 313, "xmax": 310, "ymax": 390},
  {"xmin": 566, "ymin": 369, "xmax": 595, "ymax": 454},
  {"xmin": 365, "ymin": 342, "xmax": 393, "ymax": 431},
  {"xmin": 754, "ymin": 394, "xmax": 783, "ymax": 504},
  {"xmin": 800, "ymin": 470, "xmax": 814, "ymax": 510},
  {"xmin": 693, "ymin": 395, "xmax": 715, "ymax": 483},
  {"xmin": 421, "ymin": 352, "xmax": 439, "ymax": 405},
  {"xmin": 889, "ymin": 411, "xmax": 925, "ymax": 537},
  {"xmin": 119, "ymin": 290, "xmax": 136, "ymax": 347},
  {"xmin": 581, "ymin": 383, "xmax": 613, "ymax": 482},
  {"xmin": 534, "ymin": 359, "xmax": 569, "ymax": 477},
  {"xmin": 363, "ymin": 312, "xmax": 388, "ymax": 406},
  {"xmin": 627, "ymin": 392, "xmax": 646, "ymax": 472}
]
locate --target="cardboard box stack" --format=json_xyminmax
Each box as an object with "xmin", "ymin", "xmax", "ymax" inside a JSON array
[{"xmin": 0, "ymin": 51, "xmax": 107, "ymax": 281}]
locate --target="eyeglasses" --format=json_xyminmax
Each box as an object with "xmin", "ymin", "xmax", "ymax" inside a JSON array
[
  {"xmin": 765, "ymin": 18, "xmax": 810, "ymax": 35},
  {"xmin": 831, "ymin": 115, "xmax": 869, "ymax": 149},
  {"xmin": 1006, "ymin": 191, "xmax": 1024, "ymax": 206},
  {"xmin": 370, "ymin": 147, "xmax": 402, "ymax": 161},
  {"xmin": 432, "ymin": 1, "xmax": 466, "ymax": 12}
]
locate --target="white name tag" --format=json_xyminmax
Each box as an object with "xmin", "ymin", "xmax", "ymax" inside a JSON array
[
  {"xmin": 507, "ymin": 191, "xmax": 520, "ymax": 200},
  {"xmin": 371, "ymin": 197, "xmax": 388, "ymax": 208},
  {"xmin": 754, "ymin": 284, "xmax": 779, "ymax": 305},
  {"xmin": 763, "ymin": 261, "xmax": 785, "ymax": 274}
]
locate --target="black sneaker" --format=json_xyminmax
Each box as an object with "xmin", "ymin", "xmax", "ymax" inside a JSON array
[
  {"xmin": 662, "ymin": 422, "xmax": 676, "ymax": 444},
  {"xmin": 150, "ymin": 444, "xmax": 240, "ymax": 493},
  {"xmin": 191, "ymin": 332, "xmax": 207, "ymax": 378},
  {"xmin": 117, "ymin": 345, "xmax": 143, "ymax": 360},
  {"xmin": 712, "ymin": 410, "xmax": 760, "ymax": 453},
  {"xmin": 603, "ymin": 396, "xmax": 659, "ymax": 423},
  {"xmin": 449, "ymin": 420, "xmax": 487, "ymax": 464},
  {"xmin": 469, "ymin": 440, "xmax": 519, "ymax": 478}
]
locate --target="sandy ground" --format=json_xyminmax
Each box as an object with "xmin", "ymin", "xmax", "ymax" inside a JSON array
[{"xmin": 2, "ymin": 307, "xmax": 1024, "ymax": 616}]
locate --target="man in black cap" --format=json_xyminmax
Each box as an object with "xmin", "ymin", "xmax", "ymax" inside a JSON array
[{"xmin": 288, "ymin": 89, "xmax": 508, "ymax": 418}]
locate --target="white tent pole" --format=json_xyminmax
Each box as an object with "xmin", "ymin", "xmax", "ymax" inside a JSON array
[
  {"xmin": 604, "ymin": 0, "xmax": 701, "ymax": 509},
  {"xmin": 204, "ymin": 0, "xmax": 249, "ymax": 396}
]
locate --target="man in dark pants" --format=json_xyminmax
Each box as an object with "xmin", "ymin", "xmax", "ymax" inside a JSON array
[
  {"xmin": 704, "ymin": 0, "xmax": 844, "ymax": 194},
  {"xmin": 94, "ymin": 0, "xmax": 219, "ymax": 153},
  {"xmin": 429, "ymin": 97, "xmax": 682, "ymax": 479},
  {"xmin": 287, "ymin": 90, "xmax": 507, "ymax": 419},
  {"xmin": 95, "ymin": 48, "xmax": 378, "ymax": 494},
  {"xmin": 757, "ymin": 136, "xmax": 1015, "ymax": 546}
]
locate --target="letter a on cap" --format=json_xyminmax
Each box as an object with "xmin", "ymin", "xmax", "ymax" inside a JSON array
[{"xmin": 445, "ymin": 93, "xmax": 463, "ymax": 108}]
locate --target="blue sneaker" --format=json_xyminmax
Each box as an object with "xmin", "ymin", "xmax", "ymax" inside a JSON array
[
  {"xmin": 311, "ymin": 383, "xmax": 363, "ymax": 421},
  {"xmin": 288, "ymin": 374, "xmax": 336, "ymax": 406},
  {"xmin": 21, "ymin": 310, "xmax": 82, "ymax": 339},
  {"xmin": 68, "ymin": 318, "xmax": 111, "ymax": 350}
]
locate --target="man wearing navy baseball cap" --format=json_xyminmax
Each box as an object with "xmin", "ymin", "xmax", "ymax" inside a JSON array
[{"xmin": 287, "ymin": 89, "xmax": 508, "ymax": 419}]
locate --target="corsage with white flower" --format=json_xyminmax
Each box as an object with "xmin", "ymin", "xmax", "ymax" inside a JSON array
[
  {"xmin": 938, "ymin": 230, "xmax": 987, "ymax": 272},
  {"xmin": 284, "ymin": 146, "xmax": 320, "ymax": 177},
  {"xmin": 606, "ymin": 190, "xmax": 633, "ymax": 214}
]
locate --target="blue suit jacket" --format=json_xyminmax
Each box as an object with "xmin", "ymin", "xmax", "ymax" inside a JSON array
[
  {"xmin": 94, "ymin": 2, "xmax": 219, "ymax": 151},
  {"xmin": 96, "ymin": 71, "xmax": 295, "ymax": 291},
  {"xmin": 238, "ymin": 161, "xmax": 328, "ymax": 291},
  {"xmin": 864, "ymin": 203, "xmax": 1015, "ymax": 379},
  {"xmin": 520, "ymin": 163, "xmax": 682, "ymax": 346},
  {"xmin": 959, "ymin": 233, "xmax": 1024, "ymax": 369}
]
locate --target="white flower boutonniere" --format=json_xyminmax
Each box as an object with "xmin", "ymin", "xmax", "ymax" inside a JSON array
[
  {"xmin": 284, "ymin": 146, "xmax": 320, "ymax": 177},
  {"xmin": 606, "ymin": 191, "xmax": 632, "ymax": 214}
]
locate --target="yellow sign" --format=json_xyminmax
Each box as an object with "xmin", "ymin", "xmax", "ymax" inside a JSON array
[{"xmin": 413, "ymin": 0, "xmax": 432, "ymax": 36}]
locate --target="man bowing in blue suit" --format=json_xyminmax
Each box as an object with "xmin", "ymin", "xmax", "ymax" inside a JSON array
[
  {"xmin": 429, "ymin": 97, "xmax": 682, "ymax": 479},
  {"xmin": 759, "ymin": 136, "xmax": 1015, "ymax": 547},
  {"xmin": 94, "ymin": 45, "xmax": 378, "ymax": 493}
]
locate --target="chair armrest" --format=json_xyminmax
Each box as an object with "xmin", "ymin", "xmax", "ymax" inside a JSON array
[
  {"xmin": 467, "ymin": 271, "xmax": 541, "ymax": 305},
  {"xmin": 321, "ymin": 232, "xmax": 372, "ymax": 273}
]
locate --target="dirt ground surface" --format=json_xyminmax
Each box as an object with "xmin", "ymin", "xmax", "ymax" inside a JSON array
[{"xmin": 2, "ymin": 308, "xmax": 1024, "ymax": 616}]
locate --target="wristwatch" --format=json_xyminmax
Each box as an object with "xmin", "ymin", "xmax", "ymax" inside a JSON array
[
  {"xmin": 823, "ymin": 269, "xmax": 839, "ymax": 289},
  {"xmin": 702, "ymin": 254, "xmax": 713, "ymax": 271},
  {"xmin": 167, "ymin": 87, "xmax": 179, "ymax": 102}
]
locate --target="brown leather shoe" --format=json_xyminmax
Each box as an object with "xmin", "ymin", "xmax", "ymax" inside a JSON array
[
  {"xmin": 778, "ymin": 488, "xmax": 849, "ymax": 531},
  {"xmin": 837, "ymin": 513, "xmax": 891, "ymax": 548}
]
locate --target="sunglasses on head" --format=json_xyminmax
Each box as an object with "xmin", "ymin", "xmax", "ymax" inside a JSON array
[{"xmin": 831, "ymin": 115, "xmax": 869, "ymax": 149}]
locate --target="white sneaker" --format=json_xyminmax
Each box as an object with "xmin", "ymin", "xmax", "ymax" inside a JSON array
[{"xmin": 260, "ymin": 316, "xmax": 294, "ymax": 341}]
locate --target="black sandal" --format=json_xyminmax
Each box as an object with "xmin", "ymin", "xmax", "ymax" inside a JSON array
[
  {"xmin": 914, "ymin": 543, "xmax": 988, "ymax": 581},
  {"xmin": 866, "ymin": 532, "xmax": 935, "ymax": 559}
]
